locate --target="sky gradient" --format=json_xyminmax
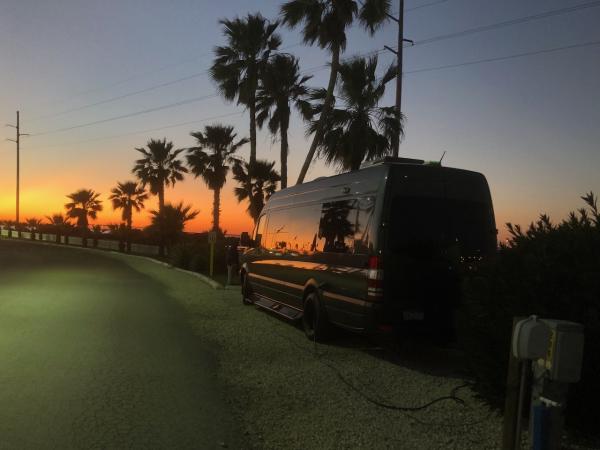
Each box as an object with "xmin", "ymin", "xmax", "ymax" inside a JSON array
[{"xmin": 1, "ymin": 0, "xmax": 599, "ymax": 241}]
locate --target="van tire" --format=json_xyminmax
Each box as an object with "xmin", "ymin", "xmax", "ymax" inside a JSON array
[
  {"xmin": 242, "ymin": 273, "xmax": 253, "ymax": 305},
  {"xmin": 302, "ymin": 291, "xmax": 329, "ymax": 342}
]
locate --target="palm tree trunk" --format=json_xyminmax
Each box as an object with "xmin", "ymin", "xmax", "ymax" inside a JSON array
[
  {"xmin": 296, "ymin": 44, "xmax": 341, "ymax": 185},
  {"xmin": 82, "ymin": 216, "xmax": 88, "ymax": 248},
  {"xmin": 249, "ymin": 92, "xmax": 257, "ymax": 166},
  {"xmin": 212, "ymin": 188, "xmax": 221, "ymax": 232},
  {"xmin": 158, "ymin": 185, "xmax": 165, "ymax": 257},
  {"xmin": 126, "ymin": 212, "xmax": 132, "ymax": 253},
  {"xmin": 280, "ymin": 117, "xmax": 289, "ymax": 189}
]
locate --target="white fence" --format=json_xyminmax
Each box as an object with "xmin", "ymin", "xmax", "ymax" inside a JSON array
[{"xmin": 0, "ymin": 226, "xmax": 160, "ymax": 257}]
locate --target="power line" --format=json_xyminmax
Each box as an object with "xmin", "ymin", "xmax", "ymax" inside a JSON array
[
  {"xmin": 25, "ymin": 111, "xmax": 243, "ymax": 150},
  {"xmin": 405, "ymin": 0, "xmax": 448, "ymax": 13},
  {"xmin": 29, "ymin": 1, "xmax": 592, "ymax": 124},
  {"xmin": 303, "ymin": 2, "xmax": 600, "ymax": 74},
  {"xmin": 412, "ymin": 0, "xmax": 600, "ymax": 48},
  {"xmin": 29, "ymin": 36, "xmax": 600, "ymax": 149},
  {"xmin": 32, "ymin": 42, "xmax": 303, "ymax": 122},
  {"xmin": 33, "ymin": 52, "xmax": 212, "ymax": 113},
  {"xmin": 30, "ymin": 43, "xmax": 393, "ymax": 139},
  {"xmin": 404, "ymin": 39, "xmax": 600, "ymax": 75},
  {"xmin": 29, "ymin": 69, "xmax": 211, "ymax": 122},
  {"xmin": 29, "ymin": 34, "xmax": 600, "ymax": 140},
  {"xmin": 30, "ymin": 93, "xmax": 219, "ymax": 137}
]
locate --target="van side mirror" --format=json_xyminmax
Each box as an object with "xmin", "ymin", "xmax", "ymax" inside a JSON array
[{"xmin": 240, "ymin": 231, "xmax": 253, "ymax": 247}]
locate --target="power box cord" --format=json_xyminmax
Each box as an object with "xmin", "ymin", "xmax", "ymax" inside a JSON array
[{"xmin": 261, "ymin": 311, "xmax": 492, "ymax": 424}]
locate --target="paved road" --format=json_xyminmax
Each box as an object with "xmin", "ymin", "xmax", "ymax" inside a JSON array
[{"xmin": 0, "ymin": 240, "xmax": 239, "ymax": 449}]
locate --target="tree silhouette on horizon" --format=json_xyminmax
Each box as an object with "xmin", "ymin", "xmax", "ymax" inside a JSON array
[
  {"xmin": 132, "ymin": 138, "xmax": 187, "ymax": 256},
  {"xmin": 109, "ymin": 181, "xmax": 148, "ymax": 252},
  {"xmin": 65, "ymin": 188, "xmax": 103, "ymax": 247},
  {"xmin": 186, "ymin": 124, "xmax": 248, "ymax": 232},
  {"xmin": 148, "ymin": 202, "xmax": 199, "ymax": 248},
  {"xmin": 232, "ymin": 159, "xmax": 280, "ymax": 224}
]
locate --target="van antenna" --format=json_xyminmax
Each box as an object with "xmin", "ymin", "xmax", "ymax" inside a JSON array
[{"xmin": 439, "ymin": 151, "xmax": 446, "ymax": 164}]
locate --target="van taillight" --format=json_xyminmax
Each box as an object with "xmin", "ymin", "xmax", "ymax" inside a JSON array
[{"xmin": 368, "ymin": 256, "xmax": 383, "ymax": 301}]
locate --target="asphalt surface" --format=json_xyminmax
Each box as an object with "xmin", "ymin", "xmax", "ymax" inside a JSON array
[{"xmin": 0, "ymin": 239, "xmax": 239, "ymax": 449}]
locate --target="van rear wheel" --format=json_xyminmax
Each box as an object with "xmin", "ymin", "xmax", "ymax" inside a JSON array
[
  {"xmin": 242, "ymin": 274, "xmax": 253, "ymax": 305},
  {"xmin": 302, "ymin": 292, "xmax": 329, "ymax": 342}
]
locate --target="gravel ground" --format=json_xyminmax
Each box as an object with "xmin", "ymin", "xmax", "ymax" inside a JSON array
[{"xmin": 112, "ymin": 252, "xmax": 503, "ymax": 449}]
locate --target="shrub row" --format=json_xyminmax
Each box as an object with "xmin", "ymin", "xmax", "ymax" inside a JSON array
[{"xmin": 457, "ymin": 193, "xmax": 600, "ymax": 435}]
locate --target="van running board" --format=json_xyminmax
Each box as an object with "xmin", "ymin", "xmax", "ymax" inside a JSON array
[{"xmin": 253, "ymin": 296, "xmax": 302, "ymax": 321}]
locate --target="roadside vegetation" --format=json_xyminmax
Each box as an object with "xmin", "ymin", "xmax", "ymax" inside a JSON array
[{"xmin": 458, "ymin": 193, "xmax": 600, "ymax": 437}]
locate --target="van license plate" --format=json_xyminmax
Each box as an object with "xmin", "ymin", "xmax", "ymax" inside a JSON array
[{"xmin": 403, "ymin": 311, "xmax": 424, "ymax": 321}]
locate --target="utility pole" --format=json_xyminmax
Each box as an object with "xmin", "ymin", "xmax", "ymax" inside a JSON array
[
  {"xmin": 384, "ymin": 0, "xmax": 413, "ymax": 157},
  {"xmin": 6, "ymin": 111, "xmax": 29, "ymax": 237}
]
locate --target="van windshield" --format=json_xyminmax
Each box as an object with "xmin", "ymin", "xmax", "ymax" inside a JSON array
[{"xmin": 389, "ymin": 195, "xmax": 495, "ymax": 257}]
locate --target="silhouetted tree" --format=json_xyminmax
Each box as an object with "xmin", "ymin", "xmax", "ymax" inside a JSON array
[
  {"xmin": 281, "ymin": 0, "xmax": 391, "ymax": 183},
  {"xmin": 109, "ymin": 181, "xmax": 148, "ymax": 252},
  {"xmin": 132, "ymin": 138, "xmax": 187, "ymax": 256},
  {"xmin": 65, "ymin": 189, "xmax": 103, "ymax": 247},
  {"xmin": 186, "ymin": 125, "xmax": 248, "ymax": 232},
  {"xmin": 257, "ymin": 54, "xmax": 312, "ymax": 189},
  {"xmin": 312, "ymin": 56, "xmax": 403, "ymax": 171},
  {"xmin": 210, "ymin": 13, "xmax": 281, "ymax": 165},
  {"xmin": 148, "ymin": 202, "xmax": 199, "ymax": 248},
  {"xmin": 232, "ymin": 160, "xmax": 280, "ymax": 223},
  {"xmin": 46, "ymin": 213, "xmax": 72, "ymax": 243}
]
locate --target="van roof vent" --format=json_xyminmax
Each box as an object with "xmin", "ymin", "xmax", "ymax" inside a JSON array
[{"xmin": 360, "ymin": 156, "xmax": 425, "ymax": 168}]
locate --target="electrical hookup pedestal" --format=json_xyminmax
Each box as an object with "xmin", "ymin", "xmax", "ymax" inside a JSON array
[{"xmin": 503, "ymin": 316, "xmax": 584, "ymax": 450}]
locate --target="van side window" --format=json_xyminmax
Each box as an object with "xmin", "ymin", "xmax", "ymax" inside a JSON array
[
  {"xmin": 263, "ymin": 205, "xmax": 322, "ymax": 255},
  {"xmin": 264, "ymin": 209, "xmax": 290, "ymax": 252},
  {"xmin": 254, "ymin": 214, "xmax": 267, "ymax": 247},
  {"xmin": 317, "ymin": 197, "xmax": 375, "ymax": 254}
]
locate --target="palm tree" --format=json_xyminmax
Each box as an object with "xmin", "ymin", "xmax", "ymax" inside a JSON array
[
  {"xmin": 148, "ymin": 202, "xmax": 199, "ymax": 248},
  {"xmin": 132, "ymin": 138, "xmax": 188, "ymax": 256},
  {"xmin": 312, "ymin": 56, "xmax": 403, "ymax": 171},
  {"xmin": 25, "ymin": 218, "xmax": 42, "ymax": 240},
  {"xmin": 186, "ymin": 125, "xmax": 248, "ymax": 232},
  {"xmin": 109, "ymin": 181, "xmax": 148, "ymax": 252},
  {"xmin": 46, "ymin": 213, "xmax": 71, "ymax": 243},
  {"xmin": 281, "ymin": 0, "xmax": 391, "ymax": 184},
  {"xmin": 232, "ymin": 160, "xmax": 280, "ymax": 223},
  {"xmin": 65, "ymin": 189, "xmax": 103, "ymax": 247},
  {"xmin": 256, "ymin": 54, "xmax": 312, "ymax": 189},
  {"xmin": 210, "ymin": 13, "xmax": 281, "ymax": 165}
]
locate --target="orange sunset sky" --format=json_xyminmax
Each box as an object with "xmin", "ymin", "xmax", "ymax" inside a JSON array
[{"xmin": 1, "ymin": 0, "xmax": 599, "ymax": 243}]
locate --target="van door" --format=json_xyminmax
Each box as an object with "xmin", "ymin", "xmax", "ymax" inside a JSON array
[{"xmin": 248, "ymin": 209, "xmax": 304, "ymax": 309}]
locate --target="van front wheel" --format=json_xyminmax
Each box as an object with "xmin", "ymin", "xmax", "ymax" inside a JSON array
[{"xmin": 302, "ymin": 292, "xmax": 329, "ymax": 342}]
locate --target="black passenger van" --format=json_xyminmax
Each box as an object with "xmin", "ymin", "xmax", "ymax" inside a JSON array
[{"xmin": 240, "ymin": 157, "xmax": 496, "ymax": 340}]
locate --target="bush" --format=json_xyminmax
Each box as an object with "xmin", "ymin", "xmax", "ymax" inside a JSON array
[
  {"xmin": 169, "ymin": 237, "xmax": 230, "ymax": 275},
  {"xmin": 458, "ymin": 193, "xmax": 600, "ymax": 434}
]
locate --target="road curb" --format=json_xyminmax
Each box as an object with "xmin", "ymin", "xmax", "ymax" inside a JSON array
[
  {"xmin": 112, "ymin": 252, "xmax": 224, "ymax": 290},
  {"xmin": 0, "ymin": 237, "xmax": 224, "ymax": 290}
]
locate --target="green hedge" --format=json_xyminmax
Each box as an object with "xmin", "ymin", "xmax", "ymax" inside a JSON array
[
  {"xmin": 457, "ymin": 193, "xmax": 600, "ymax": 434},
  {"xmin": 168, "ymin": 238, "xmax": 229, "ymax": 275}
]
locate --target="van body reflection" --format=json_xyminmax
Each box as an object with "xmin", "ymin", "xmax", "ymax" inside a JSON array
[{"xmin": 240, "ymin": 157, "xmax": 497, "ymax": 341}]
